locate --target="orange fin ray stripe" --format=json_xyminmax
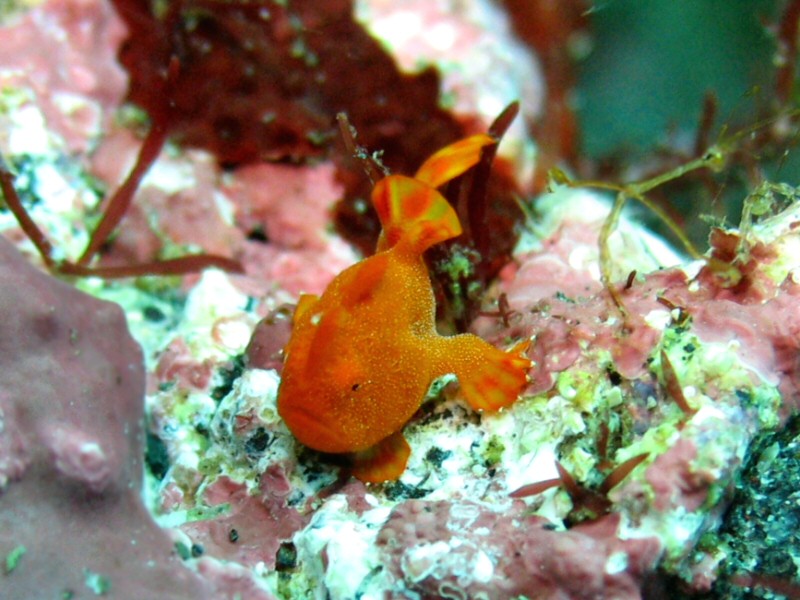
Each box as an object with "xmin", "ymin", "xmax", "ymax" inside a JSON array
[
  {"xmin": 413, "ymin": 133, "xmax": 496, "ymax": 188},
  {"xmin": 371, "ymin": 175, "xmax": 462, "ymax": 252},
  {"xmin": 452, "ymin": 337, "xmax": 531, "ymax": 412},
  {"xmin": 349, "ymin": 430, "xmax": 411, "ymax": 483}
]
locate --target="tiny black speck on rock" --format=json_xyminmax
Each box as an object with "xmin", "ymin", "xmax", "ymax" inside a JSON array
[
  {"xmin": 143, "ymin": 305, "xmax": 166, "ymax": 322},
  {"xmin": 425, "ymin": 446, "xmax": 452, "ymax": 468},
  {"xmin": 275, "ymin": 542, "xmax": 297, "ymax": 571},
  {"xmin": 245, "ymin": 427, "xmax": 271, "ymax": 455}
]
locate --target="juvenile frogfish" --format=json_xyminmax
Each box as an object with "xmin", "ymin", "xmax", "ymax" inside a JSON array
[{"xmin": 277, "ymin": 134, "xmax": 531, "ymax": 483}]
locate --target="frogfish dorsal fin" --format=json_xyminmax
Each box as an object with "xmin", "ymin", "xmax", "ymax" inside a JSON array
[
  {"xmin": 371, "ymin": 175, "xmax": 462, "ymax": 253},
  {"xmin": 414, "ymin": 133, "xmax": 496, "ymax": 188},
  {"xmin": 371, "ymin": 134, "xmax": 497, "ymax": 253}
]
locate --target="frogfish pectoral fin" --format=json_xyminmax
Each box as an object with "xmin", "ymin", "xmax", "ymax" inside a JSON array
[
  {"xmin": 438, "ymin": 336, "xmax": 531, "ymax": 412},
  {"xmin": 349, "ymin": 430, "xmax": 411, "ymax": 483},
  {"xmin": 293, "ymin": 293, "xmax": 320, "ymax": 322}
]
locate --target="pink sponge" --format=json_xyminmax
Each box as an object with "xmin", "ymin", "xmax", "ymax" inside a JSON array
[{"xmin": 0, "ymin": 237, "xmax": 211, "ymax": 598}]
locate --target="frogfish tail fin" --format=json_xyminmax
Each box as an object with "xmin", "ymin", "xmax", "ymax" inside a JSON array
[
  {"xmin": 414, "ymin": 134, "xmax": 496, "ymax": 188},
  {"xmin": 371, "ymin": 175, "xmax": 462, "ymax": 253}
]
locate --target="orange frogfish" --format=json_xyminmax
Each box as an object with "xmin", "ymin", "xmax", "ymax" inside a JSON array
[{"xmin": 277, "ymin": 134, "xmax": 531, "ymax": 483}]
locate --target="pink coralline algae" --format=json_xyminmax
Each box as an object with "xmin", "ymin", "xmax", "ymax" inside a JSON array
[
  {"xmin": 484, "ymin": 196, "xmax": 800, "ymax": 406},
  {"xmin": 480, "ymin": 200, "xmax": 683, "ymax": 391},
  {"xmin": 180, "ymin": 469, "xmax": 308, "ymax": 571},
  {"xmin": 0, "ymin": 237, "xmax": 212, "ymax": 599},
  {"xmin": 223, "ymin": 161, "xmax": 358, "ymax": 296},
  {"xmin": 0, "ymin": 0, "xmax": 128, "ymax": 153},
  {"xmin": 644, "ymin": 438, "xmax": 713, "ymax": 513},
  {"xmin": 153, "ymin": 337, "xmax": 215, "ymax": 393},
  {"xmin": 674, "ymin": 275, "xmax": 800, "ymax": 409},
  {"xmin": 376, "ymin": 499, "xmax": 661, "ymax": 599},
  {"xmin": 87, "ymin": 129, "xmax": 245, "ymax": 268},
  {"xmin": 225, "ymin": 162, "xmax": 343, "ymax": 252}
]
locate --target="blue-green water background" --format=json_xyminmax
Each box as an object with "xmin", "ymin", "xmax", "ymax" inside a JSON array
[
  {"xmin": 576, "ymin": 0, "xmax": 797, "ymax": 246},
  {"xmin": 579, "ymin": 0, "xmax": 778, "ymax": 157}
]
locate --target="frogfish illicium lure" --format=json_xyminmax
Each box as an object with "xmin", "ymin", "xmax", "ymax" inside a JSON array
[{"xmin": 277, "ymin": 134, "xmax": 531, "ymax": 482}]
